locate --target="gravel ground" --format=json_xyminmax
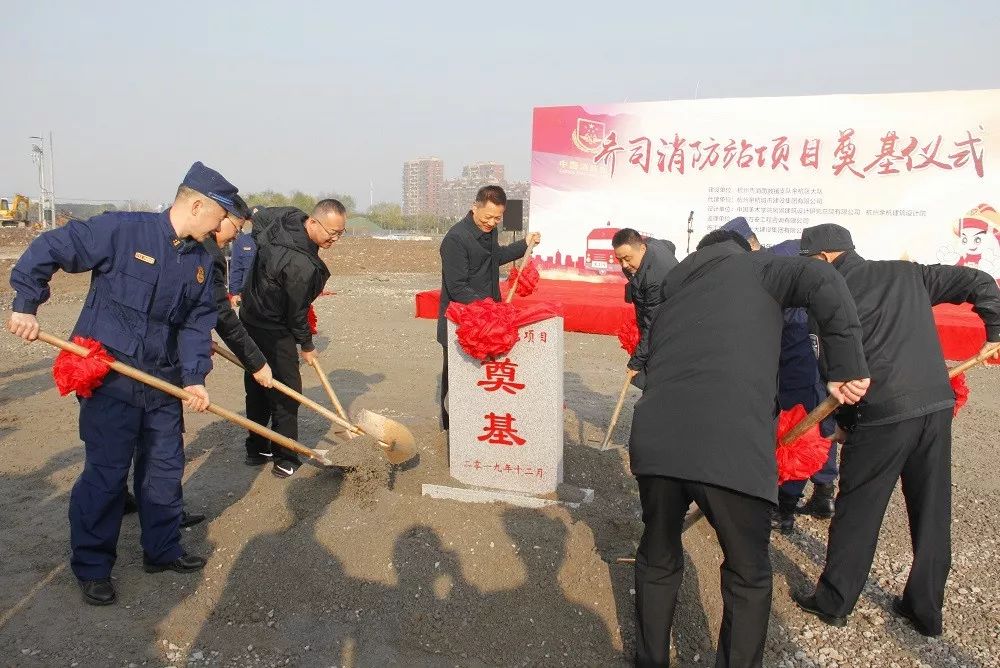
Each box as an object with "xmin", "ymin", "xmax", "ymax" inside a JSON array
[{"xmin": 0, "ymin": 236, "xmax": 997, "ymax": 667}]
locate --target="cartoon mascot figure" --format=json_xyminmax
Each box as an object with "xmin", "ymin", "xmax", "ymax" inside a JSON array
[{"xmin": 939, "ymin": 203, "xmax": 1000, "ymax": 286}]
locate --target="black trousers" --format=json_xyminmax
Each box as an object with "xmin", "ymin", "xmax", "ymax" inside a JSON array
[
  {"xmin": 439, "ymin": 343, "xmax": 449, "ymax": 431},
  {"xmin": 242, "ymin": 322, "xmax": 302, "ymax": 465},
  {"xmin": 635, "ymin": 476, "xmax": 772, "ymax": 668},
  {"xmin": 814, "ymin": 408, "xmax": 952, "ymax": 633}
]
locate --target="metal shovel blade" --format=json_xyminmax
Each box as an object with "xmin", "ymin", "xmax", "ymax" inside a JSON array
[{"xmin": 353, "ymin": 409, "xmax": 417, "ymax": 465}]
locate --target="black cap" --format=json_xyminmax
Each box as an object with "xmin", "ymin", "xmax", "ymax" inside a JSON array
[
  {"xmin": 181, "ymin": 161, "xmax": 241, "ymax": 217},
  {"xmin": 799, "ymin": 223, "xmax": 855, "ymax": 256}
]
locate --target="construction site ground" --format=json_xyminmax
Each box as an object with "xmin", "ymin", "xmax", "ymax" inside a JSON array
[{"xmin": 1, "ymin": 235, "xmax": 999, "ymax": 667}]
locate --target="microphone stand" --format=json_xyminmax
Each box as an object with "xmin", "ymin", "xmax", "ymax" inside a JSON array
[{"xmin": 686, "ymin": 210, "xmax": 694, "ymax": 254}]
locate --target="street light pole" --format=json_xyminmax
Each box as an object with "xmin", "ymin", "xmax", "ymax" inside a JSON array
[
  {"xmin": 29, "ymin": 134, "xmax": 56, "ymax": 227},
  {"xmin": 48, "ymin": 132, "xmax": 56, "ymax": 227},
  {"xmin": 29, "ymin": 137, "xmax": 45, "ymax": 226}
]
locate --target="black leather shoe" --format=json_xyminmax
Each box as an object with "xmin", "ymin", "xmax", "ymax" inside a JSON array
[
  {"xmin": 123, "ymin": 491, "xmax": 138, "ymax": 515},
  {"xmin": 892, "ymin": 596, "xmax": 941, "ymax": 637},
  {"xmin": 770, "ymin": 494, "xmax": 798, "ymax": 534},
  {"xmin": 800, "ymin": 483, "xmax": 836, "ymax": 518},
  {"xmin": 180, "ymin": 510, "xmax": 206, "ymax": 528},
  {"xmin": 143, "ymin": 553, "xmax": 207, "ymax": 574},
  {"xmin": 770, "ymin": 506, "xmax": 796, "ymax": 534},
  {"xmin": 78, "ymin": 578, "xmax": 116, "ymax": 606},
  {"xmin": 792, "ymin": 590, "xmax": 847, "ymax": 627}
]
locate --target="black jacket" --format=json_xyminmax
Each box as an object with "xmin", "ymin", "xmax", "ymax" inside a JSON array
[
  {"xmin": 436, "ymin": 212, "xmax": 528, "ymax": 344},
  {"xmin": 202, "ymin": 236, "xmax": 267, "ymax": 373},
  {"xmin": 825, "ymin": 252, "xmax": 1000, "ymax": 427},
  {"xmin": 624, "ymin": 238, "xmax": 678, "ymax": 370},
  {"xmin": 240, "ymin": 207, "xmax": 330, "ymax": 352},
  {"xmin": 628, "ymin": 241, "xmax": 868, "ymax": 503}
]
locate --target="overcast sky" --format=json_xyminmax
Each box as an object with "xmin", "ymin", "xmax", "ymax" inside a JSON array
[{"xmin": 3, "ymin": 0, "xmax": 998, "ymax": 207}]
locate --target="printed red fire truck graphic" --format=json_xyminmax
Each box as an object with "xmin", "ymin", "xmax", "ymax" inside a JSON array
[{"xmin": 585, "ymin": 224, "xmax": 621, "ymax": 274}]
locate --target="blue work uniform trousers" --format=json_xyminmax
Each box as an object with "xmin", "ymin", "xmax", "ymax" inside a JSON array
[{"xmin": 69, "ymin": 392, "xmax": 185, "ymax": 581}]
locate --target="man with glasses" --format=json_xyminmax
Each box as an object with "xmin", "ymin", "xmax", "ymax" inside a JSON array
[
  {"xmin": 437, "ymin": 185, "xmax": 541, "ymax": 431},
  {"xmin": 239, "ymin": 200, "xmax": 344, "ymax": 477}
]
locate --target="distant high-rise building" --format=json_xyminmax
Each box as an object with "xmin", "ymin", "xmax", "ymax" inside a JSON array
[
  {"xmin": 462, "ymin": 162, "xmax": 505, "ymax": 184},
  {"xmin": 402, "ymin": 157, "xmax": 530, "ymax": 228},
  {"xmin": 402, "ymin": 158, "xmax": 444, "ymax": 216}
]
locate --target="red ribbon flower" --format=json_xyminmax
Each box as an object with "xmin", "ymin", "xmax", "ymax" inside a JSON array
[
  {"xmin": 775, "ymin": 404, "xmax": 831, "ymax": 485},
  {"xmin": 52, "ymin": 336, "xmax": 114, "ymax": 398},
  {"xmin": 951, "ymin": 373, "xmax": 969, "ymax": 416},
  {"xmin": 617, "ymin": 315, "xmax": 640, "ymax": 356},
  {"xmin": 505, "ymin": 259, "xmax": 540, "ymax": 299}
]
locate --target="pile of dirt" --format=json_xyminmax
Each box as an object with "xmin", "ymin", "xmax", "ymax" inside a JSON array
[{"xmin": 343, "ymin": 438, "xmax": 391, "ymax": 507}]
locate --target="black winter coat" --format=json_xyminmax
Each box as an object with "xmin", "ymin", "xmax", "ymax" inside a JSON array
[
  {"xmin": 628, "ymin": 241, "xmax": 869, "ymax": 503},
  {"xmin": 240, "ymin": 207, "xmax": 330, "ymax": 352},
  {"xmin": 436, "ymin": 212, "xmax": 527, "ymax": 344},
  {"xmin": 624, "ymin": 238, "xmax": 679, "ymax": 370},
  {"xmin": 825, "ymin": 252, "xmax": 1000, "ymax": 427}
]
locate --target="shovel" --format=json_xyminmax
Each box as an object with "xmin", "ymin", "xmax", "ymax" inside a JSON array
[
  {"xmin": 212, "ymin": 342, "xmax": 416, "ymax": 465},
  {"xmin": 309, "ymin": 357, "xmax": 349, "ymax": 422},
  {"xmin": 600, "ymin": 374, "xmax": 633, "ymax": 450},
  {"xmin": 948, "ymin": 341, "xmax": 1000, "ymax": 375},
  {"xmin": 306, "ymin": 354, "xmax": 418, "ymax": 464},
  {"xmin": 780, "ymin": 342, "xmax": 1000, "ymax": 447},
  {"xmin": 677, "ymin": 345, "xmax": 1000, "ymax": 536},
  {"xmin": 37, "ymin": 331, "xmax": 336, "ymax": 466}
]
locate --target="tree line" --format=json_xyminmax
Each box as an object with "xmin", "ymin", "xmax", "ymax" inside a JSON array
[
  {"xmin": 50, "ymin": 191, "xmax": 462, "ymax": 234},
  {"xmin": 248, "ymin": 192, "xmax": 459, "ymax": 233}
]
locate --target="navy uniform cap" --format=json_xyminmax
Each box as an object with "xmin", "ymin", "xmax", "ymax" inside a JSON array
[
  {"xmin": 720, "ymin": 216, "xmax": 753, "ymax": 240},
  {"xmin": 799, "ymin": 223, "xmax": 855, "ymax": 256},
  {"xmin": 230, "ymin": 193, "xmax": 251, "ymax": 220},
  {"xmin": 181, "ymin": 161, "xmax": 241, "ymax": 216}
]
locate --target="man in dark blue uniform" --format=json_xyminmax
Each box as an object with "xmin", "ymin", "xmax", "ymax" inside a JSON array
[
  {"xmin": 721, "ymin": 217, "xmax": 839, "ymax": 534},
  {"xmin": 7, "ymin": 162, "xmax": 241, "ymax": 606},
  {"xmin": 124, "ymin": 194, "xmax": 271, "ymax": 522},
  {"xmin": 206, "ymin": 196, "xmax": 271, "ymax": 385},
  {"xmin": 227, "ymin": 229, "xmax": 257, "ymax": 307}
]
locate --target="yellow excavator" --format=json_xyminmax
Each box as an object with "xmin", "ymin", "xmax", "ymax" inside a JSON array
[{"xmin": 0, "ymin": 194, "xmax": 30, "ymax": 227}]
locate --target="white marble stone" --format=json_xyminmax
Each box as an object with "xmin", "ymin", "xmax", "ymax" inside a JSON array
[{"xmin": 447, "ymin": 316, "xmax": 564, "ymax": 494}]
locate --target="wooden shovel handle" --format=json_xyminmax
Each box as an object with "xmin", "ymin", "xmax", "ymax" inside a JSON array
[
  {"xmin": 780, "ymin": 394, "xmax": 840, "ymax": 446},
  {"xmin": 948, "ymin": 342, "xmax": 1000, "ymax": 377},
  {"xmin": 601, "ymin": 373, "xmax": 633, "ymax": 450},
  {"xmin": 310, "ymin": 357, "xmax": 349, "ymax": 421},
  {"xmin": 780, "ymin": 344, "xmax": 996, "ymax": 446},
  {"xmin": 212, "ymin": 342, "xmax": 394, "ymax": 451},
  {"xmin": 504, "ymin": 240, "xmax": 537, "ymax": 304},
  {"xmin": 38, "ymin": 331, "xmax": 320, "ymax": 462}
]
